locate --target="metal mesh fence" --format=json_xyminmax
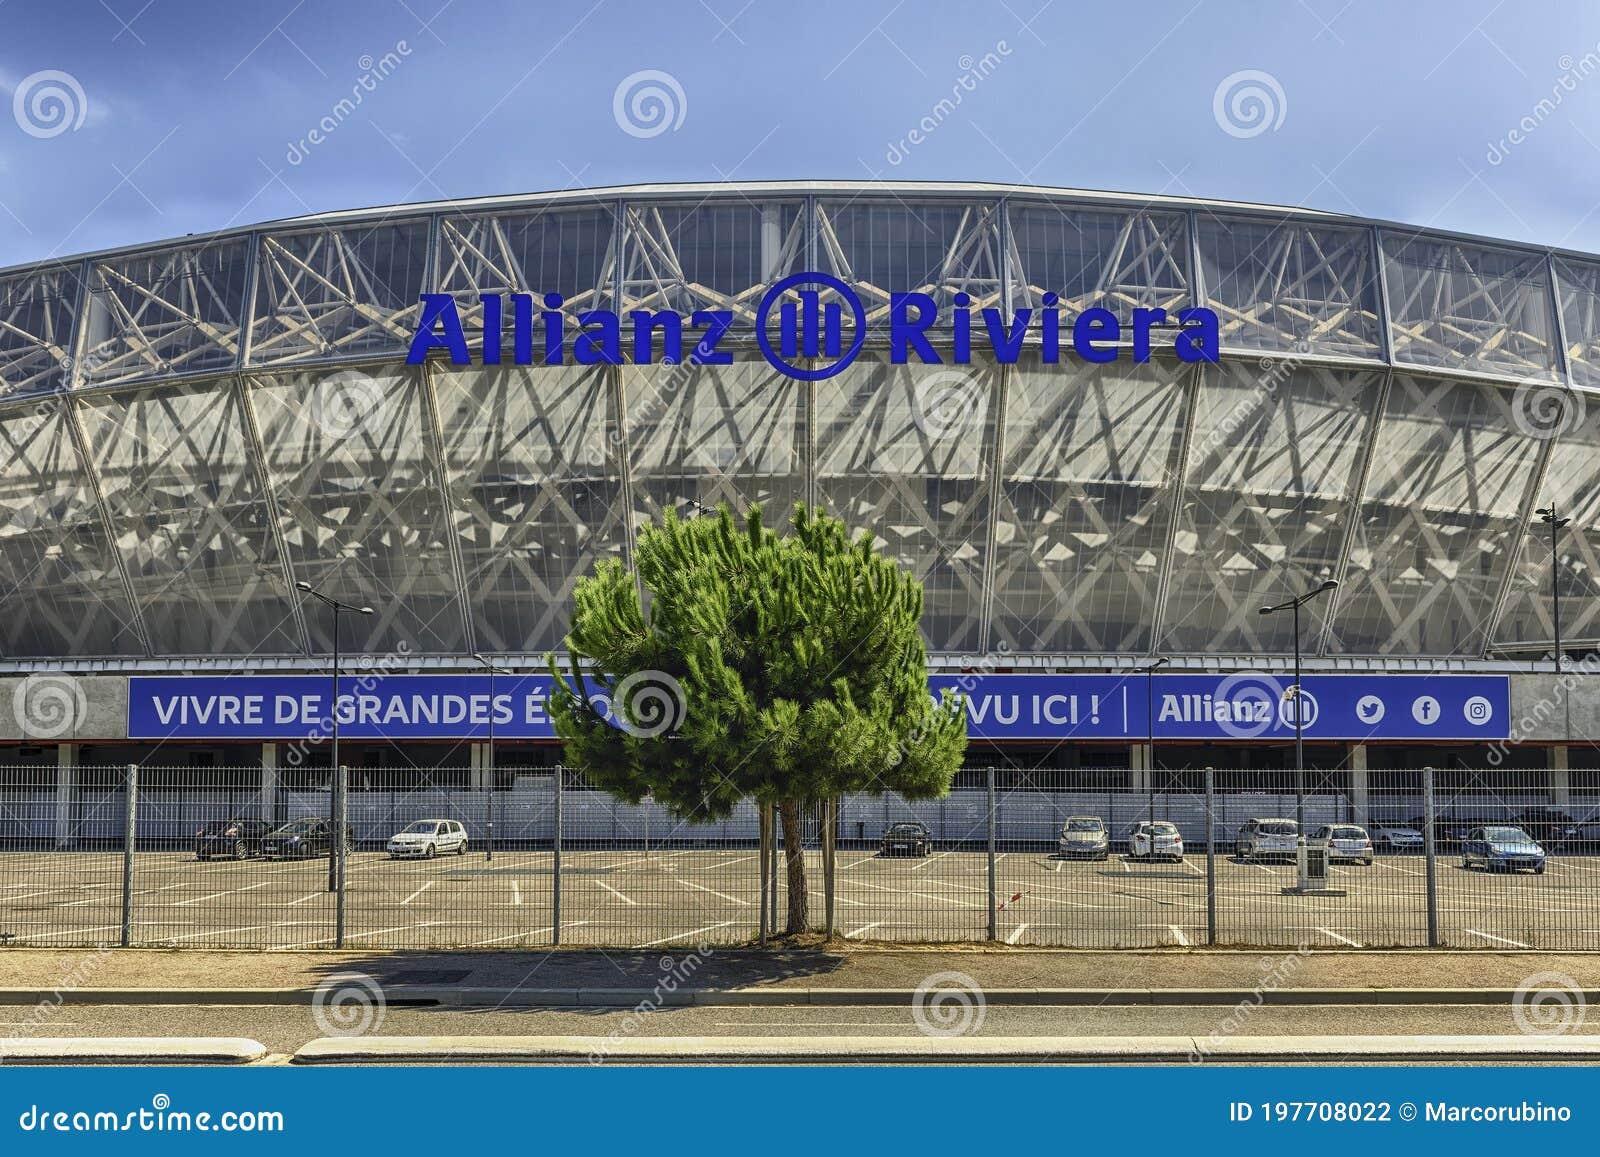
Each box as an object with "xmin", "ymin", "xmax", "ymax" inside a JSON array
[{"xmin": 2, "ymin": 763, "xmax": 1596, "ymax": 951}]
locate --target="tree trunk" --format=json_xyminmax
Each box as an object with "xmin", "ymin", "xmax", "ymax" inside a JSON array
[{"xmin": 778, "ymin": 799, "xmax": 809, "ymax": 935}]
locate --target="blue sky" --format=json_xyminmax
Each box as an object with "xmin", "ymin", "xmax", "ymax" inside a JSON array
[{"xmin": 0, "ymin": 0, "xmax": 1597, "ymax": 264}]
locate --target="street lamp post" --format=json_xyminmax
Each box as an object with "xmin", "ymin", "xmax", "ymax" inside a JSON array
[
  {"xmin": 295, "ymin": 581, "xmax": 374, "ymax": 893},
  {"xmin": 1537, "ymin": 505, "xmax": 1571, "ymax": 676},
  {"xmin": 1258, "ymin": 580, "xmax": 1339, "ymax": 841},
  {"xmin": 1139, "ymin": 657, "xmax": 1169, "ymax": 858},
  {"xmin": 473, "ymin": 653, "xmax": 509, "ymax": 862}
]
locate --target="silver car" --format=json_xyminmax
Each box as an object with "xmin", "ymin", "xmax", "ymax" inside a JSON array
[{"xmin": 1058, "ymin": 816, "xmax": 1110, "ymax": 860}]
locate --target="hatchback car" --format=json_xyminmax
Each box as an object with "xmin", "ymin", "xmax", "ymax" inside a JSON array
[
  {"xmin": 1461, "ymin": 826, "xmax": 1546, "ymax": 874},
  {"xmin": 1313, "ymin": 823, "xmax": 1374, "ymax": 865},
  {"xmin": 880, "ymin": 821, "xmax": 932, "ymax": 857},
  {"xmin": 260, "ymin": 817, "xmax": 352, "ymax": 860},
  {"xmin": 1127, "ymin": 820, "xmax": 1183, "ymax": 861},
  {"xmin": 195, "ymin": 817, "xmax": 269, "ymax": 861},
  {"xmin": 1373, "ymin": 823, "xmax": 1424, "ymax": 853},
  {"xmin": 1236, "ymin": 818, "xmax": 1298, "ymax": 862},
  {"xmin": 1057, "ymin": 816, "xmax": 1109, "ymax": 860},
  {"xmin": 387, "ymin": 818, "xmax": 469, "ymax": 859}
]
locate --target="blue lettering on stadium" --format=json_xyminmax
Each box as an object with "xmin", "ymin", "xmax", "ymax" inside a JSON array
[{"xmin": 404, "ymin": 270, "xmax": 1221, "ymax": 380}]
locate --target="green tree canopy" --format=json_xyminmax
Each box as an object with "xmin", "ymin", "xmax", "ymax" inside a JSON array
[{"xmin": 547, "ymin": 503, "xmax": 968, "ymax": 933}]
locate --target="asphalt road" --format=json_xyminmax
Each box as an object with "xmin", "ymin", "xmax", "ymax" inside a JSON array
[
  {"xmin": 3, "ymin": 847, "xmax": 1597, "ymax": 950},
  {"xmin": 4, "ymin": 1002, "xmax": 1593, "ymax": 1055}
]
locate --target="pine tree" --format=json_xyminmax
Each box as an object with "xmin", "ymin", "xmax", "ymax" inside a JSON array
[{"xmin": 547, "ymin": 503, "xmax": 968, "ymax": 935}]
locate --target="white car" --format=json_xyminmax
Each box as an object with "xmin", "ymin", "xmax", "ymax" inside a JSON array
[
  {"xmin": 1236, "ymin": 818, "xmax": 1298, "ymax": 862},
  {"xmin": 1313, "ymin": 823, "xmax": 1374, "ymax": 865},
  {"xmin": 1127, "ymin": 820, "xmax": 1183, "ymax": 861},
  {"xmin": 387, "ymin": 818, "xmax": 469, "ymax": 859},
  {"xmin": 1373, "ymin": 824, "xmax": 1424, "ymax": 853}
]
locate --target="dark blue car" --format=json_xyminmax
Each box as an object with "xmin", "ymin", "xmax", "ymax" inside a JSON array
[{"xmin": 1461, "ymin": 826, "xmax": 1546, "ymax": 874}]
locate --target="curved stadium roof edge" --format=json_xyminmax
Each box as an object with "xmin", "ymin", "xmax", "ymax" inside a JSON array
[{"xmin": 6, "ymin": 179, "xmax": 1599, "ymax": 279}]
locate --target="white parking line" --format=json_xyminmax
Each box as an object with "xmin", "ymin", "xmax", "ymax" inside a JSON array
[
  {"xmin": 173, "ymin": 881, "xmax": 269, "ymax": 907},
  {"xmin": 676, "ymin": 878, "xmax": 749, "ymax": 906},
  {"xmin": 400, "ymin": 882, "xmax": 435, "ymax": 906},
  {"xmin": 911, "ymin": 851, "xmax": 953, "ymax": 872},
  {"xmin": 1180, "ymin": 859, "xmax": 1203, "ymax": 876},
  {"xmin": 844, "ymin": 921, "xmax": 885, "ymax": 939},
  {"xmin": 840, "ymin": 854, "xmax": 878, "ymax": 870},
  {"xmin": 153, "ymin": 923, "xmax": 277, "ymax": 944},
  {"xmin": 1317, "ymin": 926, "xmax": 1363, "ymax": 948},
  {"xmin": 1376, "ymin": 861, "xmax": 1424, "ymax": 877},
  {"xmin": 1465, "ymin": 928, "xmax": 1532, "ymax": 948},
  {"xmin": 462, "ymin": 921, "xmax": 590, "ymax": 948},
  {"xmin": 635, "ymin": 920, "xmax": 738, "ymax": 948},
  {"xmin": 1005, "ymin": 923, "xmax": 1030, "ymax": 945},
  {"xmin": 285, "ymin": 891, "xmax": 325, "ymax": 907},
  {"xmin": 1167, "ymin": 924, "xmax": 1190, "ymax": 946},
  {"xmin": 596, "ymin": 881, "xmax": 637, "ymax": 905}
]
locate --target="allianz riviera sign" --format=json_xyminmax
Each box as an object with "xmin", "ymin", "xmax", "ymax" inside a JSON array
[{"xmin": 406, "ymin": 271, "xmax": 1222, "ymax": 381}]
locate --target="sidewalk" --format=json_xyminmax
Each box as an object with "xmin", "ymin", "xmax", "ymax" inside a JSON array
[{"xmin": 1, "ymin": 945, "xmax": 1594, "ymax": 1000}]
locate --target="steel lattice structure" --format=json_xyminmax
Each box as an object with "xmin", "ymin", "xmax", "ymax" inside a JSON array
[{"xmin": 0, "ymin": 180, "xmax": 1595, "ymax": 671}]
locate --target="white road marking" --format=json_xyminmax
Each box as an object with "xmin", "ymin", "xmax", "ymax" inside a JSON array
[
  {"xmin": 1005, "ymin": 923, "xmax": 1030, "ymax": 945},
  {"xmin": 1465, "ymin": 928, "xmax": 1532, "ymax": 948},
  {"xmin": 400, "ymin": 882, "xmax": 435, "ymax": 906},
  {"xmin": 288, "ymin": 920, "xmax": 449, "ymax": 949},
  {"xmin": 172, "ymin": 881, "xmax": 270, "ymax": 907},
  {"xmin": 676, "ymin": 878, "xmax": 749, "ymax": 906},
  {"xmin": 1167, "ymin": 924, "xmax": 1191, "ymax": 946},
  {"xmin": 285, "ymin": 891, "xmax": 325, "ymax": 907},
  {"xmin": 844, "ymin": 921, "xmax": 885, "ymax": 939},
  {"xmin": 152, "ymin": 923, "xmax": 277, "ymax": 944},
  {"xmin": 1180, "ymin": 859, "xmax": 1203, "ymax": 876},
  {"xmin": 596, "ymin": 881, "xmax": 637, "ymax": 906},
  {"xmin": 841, "ymin": 855, "xmax": 878, "ymax": 869},
  {"xmin": 1317, "ymin": 926, "xmax": 1363, "ymax": 948},
  {"xmin": 462, "ymin": 921, "xmax": 590, "ymax": 948},
  {"xmin": 635, "ymin": 920, "xmax": 738, "ymax": 948},
  {"xmin": 1375, "ymin": 860, "xmax": 1424, "ymax": 876},
  {"xmin": 911, "ymin": 851, "xmax": 953, "ymax": 872}
]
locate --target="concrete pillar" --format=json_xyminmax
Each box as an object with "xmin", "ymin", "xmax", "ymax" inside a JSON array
[
  {"xmin": 261, "ymin": 743, "xmax": 279, "ymax": 826},
  {"xmin": 1551, "ymin": 745, "xmax": 1571, "ymax": 809},
  {"xmin": 469, "ymin": 743, "xmax": 488, "ymax": 790},
  {"xmin": 1130, "ymin": 743, "xmax": 1150, "ymax": 792},
  {"xmin": 1349, "ymin": 743, "xmax": 1369, "ymax": 827},
  {"xmin": 54, "ymin": 743, "xmax": 78, "ymax": 850}
]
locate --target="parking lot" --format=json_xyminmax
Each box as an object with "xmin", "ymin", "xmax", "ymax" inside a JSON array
[{"xmin": 2, "ymin": 844, "xmax": 1597, "ymax": 950}]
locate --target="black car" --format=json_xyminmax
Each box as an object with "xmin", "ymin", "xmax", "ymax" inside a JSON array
[
  {"xmin": 260, "ymin": 817, "xmax": 354, "ymax": 860},
  {"xmin": 880, "ymin": 821, "xmax": 932, "ymax": 857},
  {"xmin": 195, "ymin": 817, "xmax": 269, "ymax": 861},
  {"xmin": 1410, "ymin": 814, "xmax": 1509, "ymax": 849},
  {"xmin": 1516, "ymin": 807, "xmax": 1585, "ymax": 848}
]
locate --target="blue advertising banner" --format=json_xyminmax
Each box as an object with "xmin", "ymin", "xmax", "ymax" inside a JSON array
[{"xmin": 127, "ymin": 672, "xmax": 1511, "ymax": 742}]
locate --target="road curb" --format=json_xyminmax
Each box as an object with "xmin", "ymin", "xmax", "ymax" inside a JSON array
[
  {"xmin": 291, "ymin": 1033, "xmax": 1600, "ymax": 1065},
  {"xmin": 0, "ymin": 1037, "xmax": 269, "ymax": 1065},
  {"xmin": 0, "ymin": 985, "xmax": 1568, "ymax": 1008}
]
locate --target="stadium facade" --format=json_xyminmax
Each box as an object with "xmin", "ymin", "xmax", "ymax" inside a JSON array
[{"xmin": 1, "ymin": 180, "xmax": 1598, "ymax": 780}]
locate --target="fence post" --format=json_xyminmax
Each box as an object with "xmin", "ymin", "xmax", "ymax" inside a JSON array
[
  {"xmin": 1423, "ymin": 766, "xmax": 1439, "ymax": 947},
  {"xmin": 769, "ymin": 808, "xmax": 780, "ymax": 934},
  {"xmin": 552, "ymin": 766, "xmax": 563, "ymax": 946},
  {"xmin": 120, "ymin": 763, "xmax": 138, "ymax": 948},
  {"xmin": 1204, "ymin": 767, "xmax": 1217, "ymax": 946},
  {"xmin": 334, "ymin": 764, "xmax": 348, "ymax": 949},
  {"xmin": 758, "ymin": 803, "xmax": 770, "ymax": 948},
  {"xmin": 822, "ymin": 798, "xmax": 836, "ymax": 938},
  {"xmin": 986, "ymin": 766, "xmax": 997, "ymax": 942}
]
